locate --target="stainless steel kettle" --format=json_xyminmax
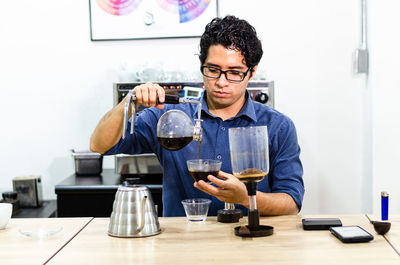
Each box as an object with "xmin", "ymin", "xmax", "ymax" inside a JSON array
[{"xmin": 108, "ymin": 184, "xmax": 161, "ymax": 237}]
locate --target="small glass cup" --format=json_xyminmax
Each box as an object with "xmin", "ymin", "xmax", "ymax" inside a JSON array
[
  {"xmin": 181, "ymin": 198, "xmax": 211, "ymax": 222},
  {"xmin": 187, "ymin": 159, "xmax": 222, "ymax": 183}
]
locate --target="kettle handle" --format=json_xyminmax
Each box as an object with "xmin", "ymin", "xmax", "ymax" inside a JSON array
[{"xmin": 136, "ymin": 195, "xmax": 147, "ymax": 233}]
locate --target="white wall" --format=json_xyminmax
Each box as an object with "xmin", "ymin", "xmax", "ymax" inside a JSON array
[
  {"xmin": 220, "ymin": 0, "xmax": 364, "ymax": 214},
  {"xmin": 370, "ymin": 1, "xmax": 400, "ymax": 215},
  {"xmin": 0, "ymin": 0, "xmax": 399, "ymax": 215}
]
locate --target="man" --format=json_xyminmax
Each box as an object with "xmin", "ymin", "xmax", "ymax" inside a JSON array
[{"xmin": 90, "ymin": 15, "xmax": 304, "ymax": 217}]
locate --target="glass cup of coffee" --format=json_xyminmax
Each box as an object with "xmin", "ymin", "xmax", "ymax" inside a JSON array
[{"xmin": 187, "ymin": 159, "xmax": 222, "ymax": 183}]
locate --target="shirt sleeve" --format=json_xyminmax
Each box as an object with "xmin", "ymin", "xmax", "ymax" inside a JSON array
[
  {"xmin": 268, "ymin": 117, "xmax": 304, "ymax": 211},
  {"xmin": 104, "ymin": 108, "xmax": 160, "ymax": 155}
]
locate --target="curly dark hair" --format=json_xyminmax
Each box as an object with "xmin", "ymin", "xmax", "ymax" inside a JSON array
[{"xmin": 199, "ymin": 15, "xmax": 263, "ymax": 76}]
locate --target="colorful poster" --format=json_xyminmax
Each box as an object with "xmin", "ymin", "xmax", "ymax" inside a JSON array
[{"xmin": 90, "ymin": 0, "xmax": 218, "ymax": 40}]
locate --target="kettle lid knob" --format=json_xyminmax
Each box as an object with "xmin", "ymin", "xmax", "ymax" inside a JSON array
[{"xmin": 122, "ymin": 177, "xmax": 141, "ymax": 186}]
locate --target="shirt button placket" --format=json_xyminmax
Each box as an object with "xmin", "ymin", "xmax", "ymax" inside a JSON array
[{"xmin": 216, "ymin": 123, "xmax": 226, "ymax": 161}]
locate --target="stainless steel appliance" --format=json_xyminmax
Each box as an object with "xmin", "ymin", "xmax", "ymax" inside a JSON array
[
  {"xmin": 12, "ymin": 175, "xmax": 43, "ymax": 208},
  {"xmin": 113, "ymin": 81, "xmax": 275, "ymax": 176},
  {"xmin": 72, "ymin": 149, "xmax": 103, "ymax": 176}
]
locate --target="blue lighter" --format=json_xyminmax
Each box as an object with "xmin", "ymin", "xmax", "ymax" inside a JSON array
[{"xmin": 381, "ymin": 191, "xmax": 389, "ymax": 221}]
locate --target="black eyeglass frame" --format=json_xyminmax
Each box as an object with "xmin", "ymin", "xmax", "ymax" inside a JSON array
[{"xmin": 200, "ymin": 65, "xmax": 252, "ymax": 82}]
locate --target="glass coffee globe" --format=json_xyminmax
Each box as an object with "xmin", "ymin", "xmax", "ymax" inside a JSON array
[{"xmin": 157, "ymin": 110, "xmax": 194, "ymax": 150}]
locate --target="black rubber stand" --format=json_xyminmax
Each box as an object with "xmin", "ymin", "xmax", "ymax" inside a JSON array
[
  {"xmin": 234, "ymin": 182, "xmax": 275, "ymax": 237},
  {"xmin": 234, "ymin": 225, "xmax": 274, "ymax": 237}
]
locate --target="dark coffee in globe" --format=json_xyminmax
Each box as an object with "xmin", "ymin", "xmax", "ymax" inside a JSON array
[{"xmin": 157, "ymin": 136, "xmax": 193, "ymax": 151}]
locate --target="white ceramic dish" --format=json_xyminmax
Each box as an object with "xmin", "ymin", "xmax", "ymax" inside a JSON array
[{"xmin": 0, "ymin": 203, "xmax": 12, "ymax": 229}]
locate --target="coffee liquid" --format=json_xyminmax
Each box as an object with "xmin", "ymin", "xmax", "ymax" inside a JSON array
[
  {"xmin": 189, "ymin": 170, "xmax": 219, "ymax": 182},
  {"xmin": 157, "ymin": 136, "xmax": 193, "ymax": 151},
  {"xmin": 197, "ymin": 140, "xmax": 202, "ymax": 162},
  {"xmin": 234, "ymin": 168, "xmax": 267, "ymax": 182}
]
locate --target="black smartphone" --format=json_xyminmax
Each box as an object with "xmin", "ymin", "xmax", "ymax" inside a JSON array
[
  {"xmin": 330, "ymin": 226, "xmax": 374, "ymax": 243},
  {"xmin": 302, "ymin": 218, "xmax": 342, "ymax": 230}
]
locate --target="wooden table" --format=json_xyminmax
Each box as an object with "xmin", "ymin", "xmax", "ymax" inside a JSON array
[
  {"xmin": 0, "ymin": 217, "xmax": 92, "ymax": 265},
  {"xmin": 368, "ymin": 214, "xmax": 400, "ymax": 255},
  {"xmin": 385, "ymin": 215, "xmax": 400, "ymax": 255},
  {"xmin": 48, "ymin": 215, "xmax": 400, "ymax": 265}
]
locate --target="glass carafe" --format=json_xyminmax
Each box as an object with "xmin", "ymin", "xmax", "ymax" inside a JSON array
[
  {"xmin": 157, "ymin": 110, "xmax": 201, "ymax": 151},
  {"xmin": 121, "ymin": 90, "xmax": 202, "ymax": 149}
]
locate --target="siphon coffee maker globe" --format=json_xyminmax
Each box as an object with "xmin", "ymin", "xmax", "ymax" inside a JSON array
[
  {"xmin": 229, "ymin": 126, "xmax": 273, "ymax": 237},
  {"xmin": 121, "ymin": 89, "xmax": 202, "ymax": 150},
  {"xmin": 156, "ymin": 109, "xmax": 202, "ymax": 150}
]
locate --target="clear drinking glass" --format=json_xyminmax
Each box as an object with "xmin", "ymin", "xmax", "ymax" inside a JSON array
[{"xmin": 181, "ymin": 198, "xmax": 211, "ymax": 222}]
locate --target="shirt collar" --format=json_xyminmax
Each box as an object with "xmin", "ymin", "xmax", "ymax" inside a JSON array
[{"xmin": 193, "ymin": 90, "xmax": 258, "ymax": 122}]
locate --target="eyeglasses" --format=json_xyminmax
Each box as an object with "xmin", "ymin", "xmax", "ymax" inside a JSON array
[{"xmin": 200, "ymin": 66, "xmax": 251, "ymax": 82}]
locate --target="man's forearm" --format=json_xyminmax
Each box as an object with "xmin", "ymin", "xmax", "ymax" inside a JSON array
[
  {"xmin": 241, "ymin": 192, "xmax": 299, "ymax": 216},
  {"xmin": 90, "ymin": 100, "xmax": 126, "ymax": 154}
]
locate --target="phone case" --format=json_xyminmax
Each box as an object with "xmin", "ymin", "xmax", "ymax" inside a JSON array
[
  {"xmin": 302, "ymin": 218, "xmax": 342, "ymax": 230},
  {"xmin": 330, "ymin": 226, "xmax": 374, "ymax": 243}
]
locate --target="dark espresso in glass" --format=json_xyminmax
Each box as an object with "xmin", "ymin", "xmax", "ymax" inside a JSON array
[
  {"xmin": 189, "ymin": 170, "xmax": 219, "ymax": 182},
  {"xmin": 157, "ymin": 136, "xmax": 193, "ymax": 151}
]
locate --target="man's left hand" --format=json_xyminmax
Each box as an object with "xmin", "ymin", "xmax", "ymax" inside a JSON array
[{"xmin": 193, "ymin": 171, "xmax": 249, "ymax": 206}]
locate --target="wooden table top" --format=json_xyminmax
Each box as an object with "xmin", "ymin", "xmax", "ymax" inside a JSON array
[
  {"xmin": 48, "ymin": 215, "xmax": 400, "ymax": 265},
  {"xmin": 368, "ymin": 214, "xmax": 400, "ymax": 255},
  {"xmin": 0, "ymin": 217, "xmax": 92, "ymax": 265},
  {"xmin": 385, "ymin": 215, "xmax": 400, "ymax": 255}
]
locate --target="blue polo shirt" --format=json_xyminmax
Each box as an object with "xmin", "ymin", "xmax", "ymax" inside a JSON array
[{"xmin": 105, "ymin": 92, "xmax": 304, "ymax": 217}]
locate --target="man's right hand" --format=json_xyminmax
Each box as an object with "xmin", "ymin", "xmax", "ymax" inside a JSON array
[
  {"xmin": 90, "ymin": 82, "xmax": 165, "ymax": 154},
  {"xmin": 133, "ymin": 82, "xmax": 166, "ymax": 109}
]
